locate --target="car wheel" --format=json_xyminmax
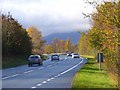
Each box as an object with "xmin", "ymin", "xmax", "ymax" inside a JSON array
[
  {"xmin": 41, "ymin": 62, "xmax": 43, "ymax": 65},
  {"xmin": 28, "ymin": 64, "xmax": 30, "ymax": 67},
  {"xmin": 38, "ymin": 63, "xmax": 41, "ymax": 66}
]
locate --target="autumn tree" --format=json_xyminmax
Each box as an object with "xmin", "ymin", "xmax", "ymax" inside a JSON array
[
  {"xmin": 52, "ymin": 38, "xmax": 59, "ymax": 53},
  {"xmin": 43, "ymin": 44, "xmax": 54, "ymax": 54},
  {"xmin": 27, "ymin": 27, "xmax": 45, "ymax": 54},
  {"xmin": 86, "ymin": 1, "xmax": 119, "ymax": 86},
  {"xmin": 78, "ymin": 32, "xmax": 95, "ymax": 56},
  {"xmin": 64, "ymin": 38, "xmax": 74, "ymax": 52}
]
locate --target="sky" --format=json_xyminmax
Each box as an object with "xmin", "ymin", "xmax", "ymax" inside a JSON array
[{"xmin": 0, "ymin": 0, "xmax": 102, "ymax": 36}]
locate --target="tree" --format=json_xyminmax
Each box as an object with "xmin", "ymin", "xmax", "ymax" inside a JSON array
[
  {"xmin": 44, "ymin": 44, "xmax": 54, "ymax": 54},
  {"xmin": 2, "ymin": 13, "xmax": 32, "ymax": 56},
  {"xmin": 64, "ymin": 38, "xmax": 73, "ymax": 52},
  {"xmin": 85, "ymin": 1, "xmax": 119, "ymax": 86},
  {"xmin": 27, "ymin": 26, "xmax": 45, "ymax": 54}
]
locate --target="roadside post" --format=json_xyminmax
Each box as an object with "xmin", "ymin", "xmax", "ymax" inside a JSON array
[{"xmin": 97, "ymin": 53, "xmax": 103, "ymax": 70}]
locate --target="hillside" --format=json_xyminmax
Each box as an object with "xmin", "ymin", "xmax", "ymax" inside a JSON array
[{"xmin": 42, "ymin": 32, "xmax": 81, "ymax": 45}]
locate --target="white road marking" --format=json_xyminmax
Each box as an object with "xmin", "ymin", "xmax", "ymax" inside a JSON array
[
  {"xmin": 31, "ymin": 59, "xmax": 83, "ymax": 88},
  {"xmin": 37, "ymin": 84, "xmax": 42, "ymax": 86},
  {"xmin": 38, "ymin": 67, "xmax": 44, "ymax": 70},
  {"xmin": 50, "ymin": 77, "xmax": 54, "ymax": 80},
  {"xmin": 57, "ymin": 74, "xmax": 61, "ymax": 77},
  {"xmin": 24, "ymin": 70, "xmax": 33, "ymax": 74},
  {"xmin": 47, "ymin": 79, "xmax": 51, "ymax": 82},
  {"xmin": 54, "ymin": 76, "xmax": 58, "ymax": 78},
  {"xmin": 42, "ymin": 81, "xmax": 47, "ymax": 84},
  {"xmin": 2, "ymin": 74, "xmax": 19, "ymax": 80},
  {"xmin": 31, "ymin": 87, "xmax": 36, "ymax": 88},
  {"xmin": 47, "ymin": 65, "xmax": 52, "ymax": 67}
]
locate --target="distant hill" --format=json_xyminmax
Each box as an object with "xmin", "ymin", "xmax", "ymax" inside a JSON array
[{"xmin": 42, "ymin": 32, "xmax": 81, "ymax": 45}]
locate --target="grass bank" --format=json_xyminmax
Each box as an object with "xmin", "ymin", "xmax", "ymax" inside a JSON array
[
  {"xmin": 2, "ymin": 55, "xmax": 48, "ymax": 69},
  {"xmin": 72, "ymin": 57, "xmax": 117, "ymax": 88}
]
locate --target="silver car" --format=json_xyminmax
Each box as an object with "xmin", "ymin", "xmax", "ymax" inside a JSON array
[{"xmin": 28, "ymin": 55, "xmax": 43, "ymax": 66}]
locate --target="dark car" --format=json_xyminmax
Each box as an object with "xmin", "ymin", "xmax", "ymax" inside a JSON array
[
  {"xmin": 28, "ymin": 55, "xmax": 43, "ymax": 66},
  {"xmin": 51, "ymin": 54, "xmax": 59, "ymax": 61}
]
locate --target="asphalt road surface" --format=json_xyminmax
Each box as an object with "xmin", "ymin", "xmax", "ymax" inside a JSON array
[{"xmin": 2, "ymin": 55, "xmax": 87, "ymax": 89}]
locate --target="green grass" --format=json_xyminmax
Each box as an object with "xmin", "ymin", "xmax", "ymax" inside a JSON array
[
  {"xmin": 72, "ymin": 58, "xmax": 117, "ymax": 88},
  {"xmin": 2, "ymin": 55, "xmax": 28, "ymax": 69},
  {"xmin": 2, "ymin": 55, "xmax": 48, "ymax": 69}
]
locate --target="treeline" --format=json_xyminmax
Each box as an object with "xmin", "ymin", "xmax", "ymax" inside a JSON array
[
  {"xmin": 2, "ymin": 13, "xmax": 32, "ymax": 56},
  {"xmin": 42, "ymin": 38, "xmax": 77, "ymax": 54},
  {"xmin": 2, "ymin": 12, "xmax": 76, "ymax": 57},
  {"xmin": 78, "ymin": 1, "xmax": 119, "ymax": 86},
  {"xmin": 2, "ymin": 13, "xmax": 45, "ymax": 57}
]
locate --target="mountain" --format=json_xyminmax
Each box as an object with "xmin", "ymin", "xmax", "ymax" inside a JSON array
[{"xmin": 42, "ymin": 32, "xmax": 81, "ymax": 45}]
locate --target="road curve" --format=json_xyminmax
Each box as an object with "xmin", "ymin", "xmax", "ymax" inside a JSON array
[{"xmin": 2, "ymin": 55, "xmax": 87, "ymax": 89}]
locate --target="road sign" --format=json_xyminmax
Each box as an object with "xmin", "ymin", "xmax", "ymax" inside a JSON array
[{"xmin": 97, "ymin": 53, "xmax": 104, "ymax": 62}]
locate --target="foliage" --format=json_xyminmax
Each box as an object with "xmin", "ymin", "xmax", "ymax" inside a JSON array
[
  {"xmin": 27, "ymin": 26, "xmax": 45, "ymax": 54},
  {"xmin": 78, "ymin": 32, "xmax": 96, "ymax": 56},
  {"xmin": 85, "ymin": 1, "xmax": 119, "ymax": 86},
  {"xmin": 2, "ymin": 13, "xmax": 32, "ymax": 56},
  {"xmin": 43, "ymin": 44, "xmax": 54, "ymax": 54},
  {"xmin": 42, "ymin": 37, "xmax": 75, "ymax": 54}
]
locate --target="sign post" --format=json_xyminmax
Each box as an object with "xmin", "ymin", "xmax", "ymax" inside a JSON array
[{"xmin": 97, "ymin": 52, "xmax": 103, "ymax": 70}]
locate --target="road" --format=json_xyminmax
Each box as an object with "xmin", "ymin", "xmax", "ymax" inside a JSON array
[{"xmin": 2, "ymin": 55, "xmax": 87, "ymax": 89}]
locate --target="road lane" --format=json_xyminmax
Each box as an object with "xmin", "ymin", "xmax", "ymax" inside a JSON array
[{"xmin": 2, "ymin": 55, "xmax": 87, "ymax": 88}]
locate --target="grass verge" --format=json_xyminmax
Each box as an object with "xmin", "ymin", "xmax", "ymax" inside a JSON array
[{"xmin": 72, "ymin": 57, "xmax": 117, "ymax": 88}]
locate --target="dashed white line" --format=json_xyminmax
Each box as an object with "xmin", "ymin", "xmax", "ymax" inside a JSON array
[
  {"xmin": 57, "ymin": 74, "xmax": 61, "ymax": 77},
  {"xmin": 50, "ymin": 77, "xmax": 54, "ymax": 80},
  {"xmin": 47, "ymin": 65, "xmax": 52, "ymax": 67},
  {"xmin": 31, "ymin": 59, "xmax": 83, "ymax": 88},
  {"xmin": 42, "ymin": 81, "xmax": 47, "ymax": 84},
  {"xmin": 38, "ymin": 67, "xmax": 44, "ymax": 70},
  {"xmin": 2, "ymin": 74, "xmax": 19, "ymax": 80},
  {"xmin": 54, "ymin": 76, "xmax": 58, "ymax": 78},
  {"xmin": 47, "ymin": 79, "xmax": 51, "ymax": 82},
  {"xmin": 37, "ymin": 84, "xmax": 42, "ymax": 86},
  {"xmin": 24, "ymin": 70, "xmax": 33, "ymax": 74},
  {"xmin": 31, "ymin": 87, "xmax": 36, "ymax": 89}
]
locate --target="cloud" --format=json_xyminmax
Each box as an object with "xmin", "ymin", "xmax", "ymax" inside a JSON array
[{"xmin": 0, "ymin": 0, "xmax": 94, "ymax": 36}]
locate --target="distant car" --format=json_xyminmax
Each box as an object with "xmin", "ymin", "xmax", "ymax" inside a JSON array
[
  {"xmin": 67, "ymin": 53, "xmax": 72, "ymax": 57},
  {"xmin": 51, "ymin": 54, "xmax": 59, "ymax": 61},
  {"xmin": 28, "ymin": 55, "xmax": 43, "ymax": 66},
  {"xmin": 72, "ymin": 53, "xmax": 80, "ymax": 58}
]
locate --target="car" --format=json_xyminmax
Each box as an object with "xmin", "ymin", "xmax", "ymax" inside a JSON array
[
  {"xmin": 51, "ymin": 54, "xmax": 59, "ymax": 61},
  {"xmin": 67, "ymin": 53, "xmax": 72, "ymax": 57},
  {"xmin": 72, "ymin": 53, "xmax": 80, "ymax": 58},
  {"xmin": 28, "ymin": 55, "xmax": 43, "ymax": 66}
]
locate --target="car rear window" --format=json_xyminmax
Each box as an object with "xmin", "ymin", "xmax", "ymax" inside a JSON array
[
  {"xmin": 30, "ymin": 56, "xmax": 39, "ymax": 59},
  {"xmin": 74, "ymin": 54, "xmax": 79, "ymax": 55}
]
